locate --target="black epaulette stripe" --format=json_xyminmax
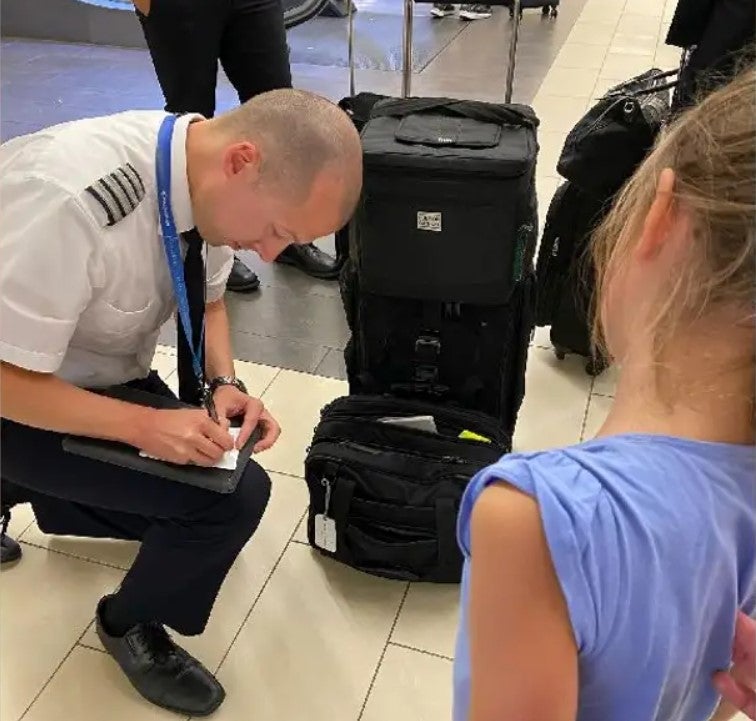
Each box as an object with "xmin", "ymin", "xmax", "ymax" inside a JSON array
[
  {"xmin": 99, "ymin": 176, "xmax": 127, "ymax": 218},
  {"xmin": 109, "ymin": 171, "xmax": 137, "ymax": 211},
  {"xmin": 117, "ymin": 166, "xmax": 140, "ymax": 201},
  {"xmin": 126, "ymin": 163, "xmax": 145, "ymax": 195},
  {"xmin": 85, "ymin": 185, "xmax": 116, "ymax": 226}
]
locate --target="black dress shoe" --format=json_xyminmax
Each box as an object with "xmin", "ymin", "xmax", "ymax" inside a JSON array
[
  {"xmin": 226, "ymin": 256, "xmax": 260, "ymax": 293},
  {"xmin": 96, "ymin": 596, "xmax": 226, "ymax": 716},
  {"xmin": 0, "ymin": 506, "xmax": 22, "ymax": 566},
  {"xmin": 275, "ymin": 243, "xmax": 340, "ymax": 280}
]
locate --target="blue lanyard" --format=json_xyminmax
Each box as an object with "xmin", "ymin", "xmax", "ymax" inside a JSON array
[{"xmin": 155, "ymin": 114, "xmax": 205, "ymax": 389}]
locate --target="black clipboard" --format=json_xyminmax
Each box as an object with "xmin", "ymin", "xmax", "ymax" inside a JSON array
[{"xmin": 61, "ymin": 385, "xmax": 261, "ymax": 494}]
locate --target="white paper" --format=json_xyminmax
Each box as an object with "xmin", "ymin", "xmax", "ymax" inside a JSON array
[
  {"xmin": 378, "ymin": 415, "xmax": 438, "ymax": 434},
  {"xmin": 140, "ymin": 427, "xmax": 241, "ymax": 470}
]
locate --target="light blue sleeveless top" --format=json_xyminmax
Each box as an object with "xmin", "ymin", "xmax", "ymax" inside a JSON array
[{"xmin": 453, "ymin": 434, "xmax": 756, "ymax": 721}]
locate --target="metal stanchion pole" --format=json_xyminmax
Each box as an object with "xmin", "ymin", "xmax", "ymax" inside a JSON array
[
  {"xmin": 347, "ymin": 0, "xmax": 356, "ymax": 95},
  {"xmin": 504, "ymin": 0, "xmax": 521, "ymax": 103},
  {"xmin": 401, "ymin": 0, "xmax": 414, "ymax": 97}
]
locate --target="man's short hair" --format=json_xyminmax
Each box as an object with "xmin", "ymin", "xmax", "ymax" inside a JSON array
[{"xmin": 216, "ymin": 88, "xmax": 362, "ymax": 221}]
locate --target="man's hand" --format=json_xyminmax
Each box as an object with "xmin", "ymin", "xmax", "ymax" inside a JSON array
[
  {"xmin": 713, "ymin": 612, "xmax": 756, "ymax": 719},
  {"xmin": 133, "ymin": 408, "xmax": 235, "ymax": 467},
  {"xmin": 211, "ymin": 385, "xmax": 281, "ymax": 453}
]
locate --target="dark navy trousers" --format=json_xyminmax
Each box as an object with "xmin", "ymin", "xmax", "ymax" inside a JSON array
[{"xmin": 1, "ymin": 373, "xmax": 271, "ymax": 635}]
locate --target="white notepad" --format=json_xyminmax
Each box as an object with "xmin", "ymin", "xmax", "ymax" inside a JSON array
[{"xmin": 140, "ymin": 427, "xmax": 242, "ymax": 470}]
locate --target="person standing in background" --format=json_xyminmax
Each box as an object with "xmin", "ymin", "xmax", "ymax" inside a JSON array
[
  {"xmin": 132, "ymin": 0, "xmax": 342, "ymax": 291},
  {"xmin": 665, "ymin": 0, "xmax": 755, "ymax": 114}
]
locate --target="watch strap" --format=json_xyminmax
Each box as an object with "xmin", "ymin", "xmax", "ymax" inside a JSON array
[{"xmin": 208, "ymin": 375, "xmax": 248, "ymax": 396}]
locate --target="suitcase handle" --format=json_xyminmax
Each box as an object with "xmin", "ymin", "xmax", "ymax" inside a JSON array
[
  {"xmin": 369, "ymin": 95, "xmax": 538, "ymax": 129},
  {"xmin": 401, "ymin": 0, "xmax": 522, "ymax": 99},
  {"xmin": 346, "ymin": 0, "xmax": 522, "ymax": 100}
]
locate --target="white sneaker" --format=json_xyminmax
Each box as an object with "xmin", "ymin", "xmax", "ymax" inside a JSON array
[
  {"xmin": 459, "ymin": 3, "xmax": 492, "ymax": 19},
  {"xmin": 431, "ymin": 3, "xmax": 456, "ymax": 17}
]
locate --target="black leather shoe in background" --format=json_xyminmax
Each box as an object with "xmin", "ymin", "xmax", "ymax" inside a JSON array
[
  {"xmin": 226, "ymin": 255, "xmax": 260, "ymax": 293},
  {"xmin": 96, "ymin": 596, "xmax": 226, "ymax": 716},
  {"xmin": 0, "ymin": 504, "xmax": 22, "ymax": 566},
  {"xmin": 275, "ymin": 243, "xmax": 340, "ymax": 280},
  {"xmin": 0, "ymin": 531, "xmax": 22, "ymax": 566}
]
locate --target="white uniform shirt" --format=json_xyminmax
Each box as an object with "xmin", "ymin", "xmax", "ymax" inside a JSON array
[{"xmin": 0, "ymin": 111, "xmax": 233, "ymax": 388}]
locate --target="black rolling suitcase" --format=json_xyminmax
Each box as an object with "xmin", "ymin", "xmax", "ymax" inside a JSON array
[
  {"xmin": 338, "ymin": 0, "xmax": 540, "ymax": 437},
  {"xmin": 535, "ymin": 69, "xmax": 676, "ymax": 375}
]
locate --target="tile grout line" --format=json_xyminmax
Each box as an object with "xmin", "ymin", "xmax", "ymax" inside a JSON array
[
  {"xmin": 18, "ymin": 619, "xmax": 95, "ymax": 720},
  {"xmin": 356, "ymin": 582, "xmax": 411, "ymax": 721},
  {"xmin": 77, "ymin": 641, "xmax": 107, "ymax": 655},
  {"xmin": 211, "ymin": 511, "xmax": 311, "ymax": 676},
  {"xmin": 388, "ymin": 641, "xmax": 454, "ymax": 663},
  {"xmin": 18, "ymin": 538, "xmax": 131, "ymax": 573},
  {"xmin": 580, "ymin": 377, "xmax": 597, "ymax": 442},
  {"xmin": 258, "ymin": 366, "xmax": 284, "ymax": 399}
]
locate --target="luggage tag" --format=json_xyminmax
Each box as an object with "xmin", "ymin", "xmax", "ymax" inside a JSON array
[{"xmin": 314, "ymin": 477, "xmax": 337, "ymax": 553}]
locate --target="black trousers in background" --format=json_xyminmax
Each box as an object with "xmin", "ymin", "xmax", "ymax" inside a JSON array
[
  {"xmin": 137, "ymin": 0, "xmax": 293, "ymax": 119},
  {"xmin": 0, "ymin": 373, "xmax": 271, "ymax": 636}
]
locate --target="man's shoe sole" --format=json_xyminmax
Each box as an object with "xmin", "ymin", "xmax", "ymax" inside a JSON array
[{"xmin": 226, "ymin": 278, "xmax": 261, "ymax": 293}]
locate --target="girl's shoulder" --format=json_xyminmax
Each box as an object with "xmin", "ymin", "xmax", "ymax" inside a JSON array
[{"xmin": 458, "ymin": 433, "xmax": 755, "ymax": 556}]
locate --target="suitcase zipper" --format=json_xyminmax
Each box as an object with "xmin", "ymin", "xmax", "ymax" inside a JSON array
[
  {"xmin": 320, "ymin": 397, "xmax": 509, "ymax": 446},
  {"xmin": 340, "ymin": 440, "xmax": 468, "ymax": 465},
  {"xmin": 310, "ymin": 450, "xmax": 476, "ymax": 488}
]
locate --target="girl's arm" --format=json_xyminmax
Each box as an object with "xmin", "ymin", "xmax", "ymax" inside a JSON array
[{"xmin": 468, "ymin": 482, "xmax": 579, "ymax": 721}]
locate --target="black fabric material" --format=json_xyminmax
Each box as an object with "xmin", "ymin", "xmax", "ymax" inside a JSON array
[
  {"xmin": 369, "ymin": 96, "xmax": 539, "ymax": 131},
  {"xmin": 0, "ymin": 372, "xmax": 271, "ymax": 636},
  {"xmin": 177, "ymin": 229, "xmax": 206, "ymax": 406},
  {"xmin": 334, "ymin": 92, "xmax": 388, "ymax": 264},
  {"xmin": 667, "ymin": 0, "xmax": 755, "ymax": 113},
  {"xmin": 342, "ymin": 268, "xmax": 536, "ymax": 438},
  {"xmin": 356, "ymin": 99, "xmax": 539, "ymax": 305},
  {"xmin": 557, "ymin": 69, "xmax": 673, "ymax": 197},
  {"xmin": 304, "ymin": 395, "xmax": 508, "ymax": 583},
  {"xmin": 534, "ymin": 180, "xmax": 613, "ymax": 359},
  {"xmin": 136, "ymin": 0, "xmax": 292, "ymax": 120}
]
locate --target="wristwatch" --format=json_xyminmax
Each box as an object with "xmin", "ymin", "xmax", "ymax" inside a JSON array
[{"xmin": 207, "ymin": 375, "xmax": 248, "ymax": 396}]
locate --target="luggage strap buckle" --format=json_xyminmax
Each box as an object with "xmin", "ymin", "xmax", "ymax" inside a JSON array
[
  {"xmin": 414, "ymin": 335, "xmax": 441, "ymax": 385},
  {"xmin": 415, "ymin": 335, "xmax": 441, "ymax": 364}
]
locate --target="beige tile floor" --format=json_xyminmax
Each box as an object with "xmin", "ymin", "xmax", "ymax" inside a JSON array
[{"xmin": 1, "ymin": 1, "xmax": 747, "ymax": 719}]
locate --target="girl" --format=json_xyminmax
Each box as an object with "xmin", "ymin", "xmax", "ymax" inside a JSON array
[{"xmin": 454, "ymin": 69, "xmax": 756, "ymax": 721}]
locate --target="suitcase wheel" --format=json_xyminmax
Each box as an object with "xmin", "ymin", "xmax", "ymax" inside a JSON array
[
  {"xmin": 541, "ymin": 4, "xmax": 558, "ymax": 17},
  {"xmin": 554, "ymin": 348, "xmax": 566, "ymax": 361},
  {"xmin": 585, "ymin": 357, "xmax": 606, "ymax": 377}
]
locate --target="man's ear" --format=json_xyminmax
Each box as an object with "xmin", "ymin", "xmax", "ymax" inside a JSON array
[
  {"xmin": 223, "ymin": 141, "xmax": 261, "ymax": 181},
  {"xmin": 636, "ymin": 167, "xmax": 676, "ymax": 261}
]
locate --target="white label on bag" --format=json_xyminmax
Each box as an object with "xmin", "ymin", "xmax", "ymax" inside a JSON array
[
  {"xmin": 314, "ymin": 514, "xmax": 337, "ymax": 553},
  {"xmin": 417, "ymin": 211, "xmax": 442, "ymax": 232}
]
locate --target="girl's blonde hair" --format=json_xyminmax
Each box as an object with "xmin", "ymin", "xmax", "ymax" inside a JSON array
[{"xmin": 591, "ymin": 67, "xmax": 755, "ymax": 358}]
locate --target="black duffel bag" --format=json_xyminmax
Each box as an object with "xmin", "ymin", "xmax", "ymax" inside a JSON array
[
  {"xmin": 557, "ymin": 68, "xmax": 676, "ymax": 196},
  {"xmin": 304, "ymin": 395, "xmax": 508, "ymax": 583}
]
